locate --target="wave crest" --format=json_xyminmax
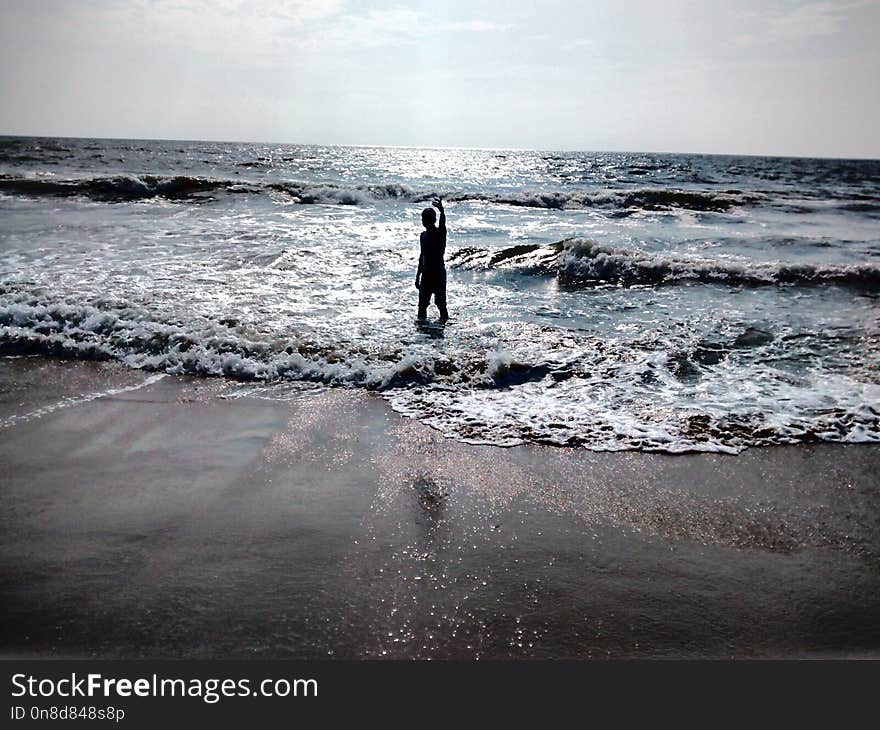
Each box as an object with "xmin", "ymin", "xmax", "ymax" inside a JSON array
[
  {"xmin": 557, "ymin": 239, "xmax": 880, "ymax": 288},
  {"xmin": 0, "ymin": 293, "xmax": 541, "ymax": 391},
  {"xmin": 448, "ymin": 239, "xmax": 880, "ymax": 289},
  {"xmin": 0, "ymin": 174, "xmax": 255, "ymax": 202},
  {"xmin": 0, "ymin": 174, "xmax": 767, "ymax": 212}
]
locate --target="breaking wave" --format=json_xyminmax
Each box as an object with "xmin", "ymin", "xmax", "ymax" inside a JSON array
[
  {"xmin": 473, "ymin": 188, "xmax": 763, "ymax": 211},
  {"xmin": 0, "ymin": 174, "xmax": 253, "ymax": 202},
  {"xmin": 0, "ymin": 174, "xmax": 766, "ymax": 212},
  {"xmin": 557, "ymin": 239, "xmax": 880, "ymax": 288},
  {"xmin": 1, "ymin": 287, "xmax": 877, "ymax": 452},
  {"xmin": 450, "ymin": 239, "xmax": 880, "ymax": 289},
  {"xmin": 0, "ymin": 291, "xmax": 535, "ymax": 390}
]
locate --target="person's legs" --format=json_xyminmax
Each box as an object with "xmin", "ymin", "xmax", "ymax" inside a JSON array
[
  {"xmin": 417, "ymin": 283, "xmax": 432, "ymax": 319},
  {"xmin": 435, "ymin": 276, "xmax": 448, "ymax": 320}
]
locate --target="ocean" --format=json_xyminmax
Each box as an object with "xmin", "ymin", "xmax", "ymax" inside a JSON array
[{"xmin": 1, "ymin": 136, "xmax": 878, "ymax": 453}]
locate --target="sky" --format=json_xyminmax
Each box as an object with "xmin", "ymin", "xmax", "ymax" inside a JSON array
[{"xmin": 0, "ymin": 0, "xmax": 878, "ymax": 157}]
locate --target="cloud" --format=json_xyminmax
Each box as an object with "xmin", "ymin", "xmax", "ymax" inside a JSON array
[
  {"xmin": 304, "ymin": 6, "xmax": 421, "ymax": 49},
  {"xmin": 736, "ymin": 1, "xmax": 869, "ymax": 44},
  {"xmin": 438, "ymin": 20, "xmax": 511, "ymax": 32},
  {"xmin": 562, "ymin": 37, "xmax": 596, "ymax": 52},
  {"xmin": 300, "ymin": 5, "xmax": 509, "ymax": 52},
  {"xmin": 99, "ymin": 0, "xmax": 347, "ymax": 61},
  {"xmin": 772, "ymin": 1, "xmax": 860, "ymax": 40},
  {"xmin": 135, "ymin": 0, "xmax": 346, "ymax": 25},
  {"xmin": 76, "ymin": 2, "xmax": 511, "ymax": 62}
]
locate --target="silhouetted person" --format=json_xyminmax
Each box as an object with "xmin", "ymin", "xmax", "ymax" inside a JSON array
[{"xmin": 415, "ymin": 198, "xmax": 448, "ymax": 320}]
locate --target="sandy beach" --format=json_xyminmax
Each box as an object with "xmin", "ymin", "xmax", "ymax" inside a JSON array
[{"xmin": 0, "ymin": 356, "xmax": 877, "ymax": 659}]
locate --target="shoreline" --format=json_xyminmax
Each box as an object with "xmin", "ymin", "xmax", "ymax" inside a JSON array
[{"xmin": 1, "ymin": 358, "xmax": 878, "ymax": 658}]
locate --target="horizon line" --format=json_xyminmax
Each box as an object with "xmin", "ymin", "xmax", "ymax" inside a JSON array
[{"xmin": 0, "ymin": 131, "xmax": 878, "ymax": 162}]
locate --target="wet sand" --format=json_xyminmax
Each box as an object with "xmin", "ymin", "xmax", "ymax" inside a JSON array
[{"xmin": 1, "ymin": 357, "xmax": 878, "ymax": 658}]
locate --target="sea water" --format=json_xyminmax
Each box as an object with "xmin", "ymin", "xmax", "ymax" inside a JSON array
[{"xmin": 1, "ymin": 137, "xmax": 878, "ymax": 452}]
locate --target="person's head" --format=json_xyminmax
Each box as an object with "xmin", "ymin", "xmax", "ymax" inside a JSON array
[{"xmin": 421, "ymin": 207, "xmax": 436, "ymax": 229}]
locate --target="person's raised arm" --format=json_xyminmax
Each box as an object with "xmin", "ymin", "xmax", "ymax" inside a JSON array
[{"xmin": 433, "ymin": 198, "xmax": 446, "ymax": 232}]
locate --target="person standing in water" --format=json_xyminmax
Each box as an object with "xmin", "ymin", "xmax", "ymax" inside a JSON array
[{"xmin": 415, "ymin": 198, "xmax": 448, "ymax": 321}]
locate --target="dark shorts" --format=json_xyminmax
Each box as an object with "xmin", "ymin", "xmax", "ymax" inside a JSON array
[{"xmin": 418, "ymin": 271, "xmax": 447, "ymax": 318}]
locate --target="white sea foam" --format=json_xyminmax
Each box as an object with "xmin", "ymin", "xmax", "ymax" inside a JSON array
[
  {"xmin": 557, "ymin": 239, "xmax": 880, "ymax": 287},
  {"xmin": 450, "ymin": 239, "xmax": 880, "ymax": 288},
  {"xmin": 2, "ymin": 289, "xmax": 877, "ymax": 453}
]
